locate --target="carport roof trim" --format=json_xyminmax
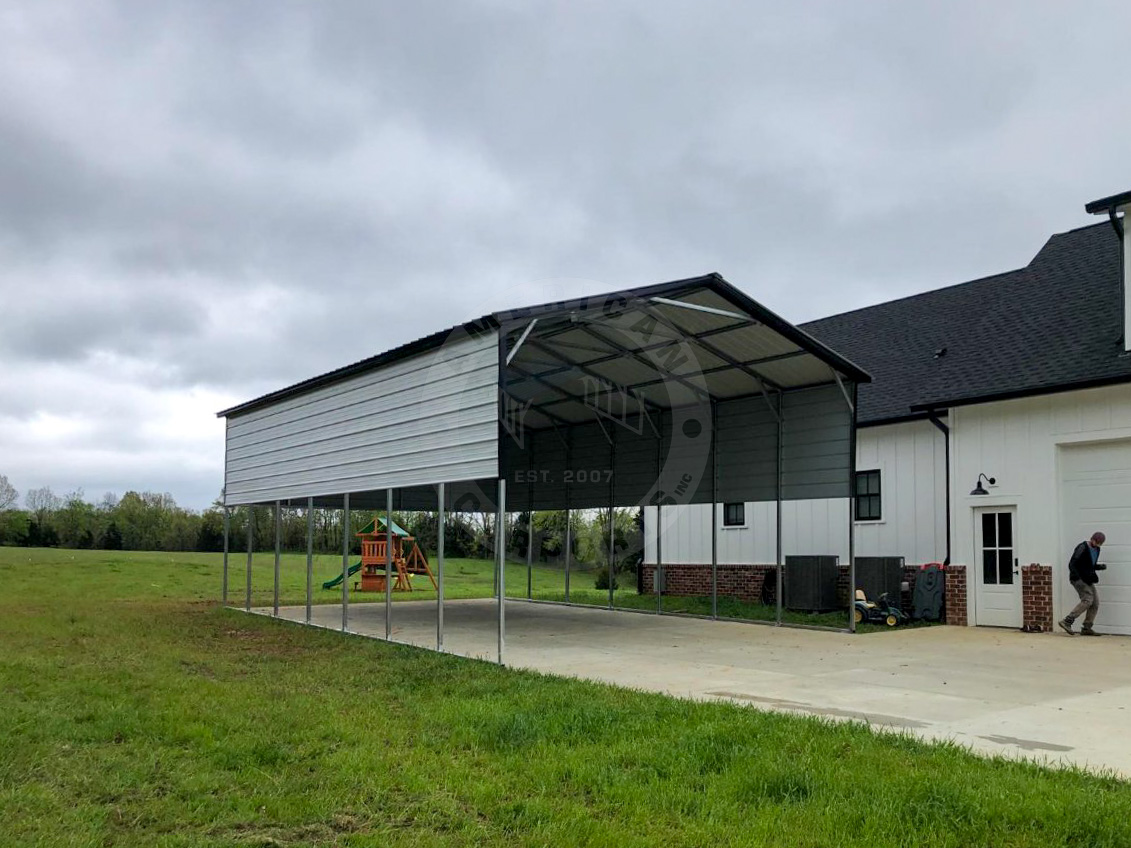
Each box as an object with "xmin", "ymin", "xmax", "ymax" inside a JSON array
[{"xmin": 217, "ymin": 272, "xmax": 870, "ymax": 419}]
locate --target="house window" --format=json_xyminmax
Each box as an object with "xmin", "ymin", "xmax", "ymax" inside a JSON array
[
  {"xmin": 723, "ymin": 502, "xmax": 746, "ymax": 527},
  {"xmin": 854, "ymin": 470, "xmax": 881, "ymax": 521}
]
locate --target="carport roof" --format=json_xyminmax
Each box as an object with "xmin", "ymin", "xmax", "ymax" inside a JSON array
[{"xmin": 218, "ymin": 272, "xmax": 870, "ymax": 420}]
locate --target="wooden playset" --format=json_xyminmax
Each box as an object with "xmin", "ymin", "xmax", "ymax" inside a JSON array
[{"xmin": 354, "ymin": 516, "xmax": 437, "ymax": 593}]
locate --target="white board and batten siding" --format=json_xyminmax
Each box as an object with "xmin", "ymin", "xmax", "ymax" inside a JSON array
[
  {"xmin": 952, "ymin": 383, "xmax": 1131, "ymax": 633},
  {"xmin": 644, "ymin": 419, "xmax": 947, "ymax": 566},
  {"xmin": 224, "ymin": 331, "xmax": 499, "ymax": 505},
  {"xmin": 853, "ymin": 420, "xmax": 948, "ymax": 565}
]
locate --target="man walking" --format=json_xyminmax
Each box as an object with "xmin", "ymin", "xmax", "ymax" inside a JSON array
[{"xmin": 1059, "ymin": 531, "xmax": 1107, "ymax": 636}]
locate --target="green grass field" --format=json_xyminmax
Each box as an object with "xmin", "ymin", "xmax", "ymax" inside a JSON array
[
  {"xmin": 3, "ymin": 547, "xmax": 1129, "ymax": 846},
  {"xmin": 7, "ymin": 545, "xmax": 857, "ymax": 630}
]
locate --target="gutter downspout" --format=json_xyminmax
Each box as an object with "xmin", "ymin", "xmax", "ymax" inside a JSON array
[
  {"xmin": 927, "ymin": 411, "xmax": 951, "ymax": 566},
  {"xmin": 1106, "ymin": 206, "xmax": 1125, "ymax": 240},
  {"xmin": 1108, "ymin": 208, "xmax": 1126, "ymax": 350}
]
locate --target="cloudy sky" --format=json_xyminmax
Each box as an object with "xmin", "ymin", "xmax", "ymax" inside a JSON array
[{"xmin": 1, "ymin": 1, "xmax": 1127, "ymax": 510}]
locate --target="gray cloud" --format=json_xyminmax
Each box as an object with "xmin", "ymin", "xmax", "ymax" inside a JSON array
[{"xmin": 1, "ymin": 0, "xmax": 1128, "ymax": 507}]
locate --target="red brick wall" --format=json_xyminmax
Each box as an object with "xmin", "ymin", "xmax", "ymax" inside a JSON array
[
  {"xmin": 1022, "ymin": 563, "xmax": 1053, "ymax": 632},
  {"xmin": 640, "ymin": 564, "xmax": 777, "ymax": 602},
  {"xmin": 637, "ymin": 565, "xmax": 954, "ymax": 624},
  {"xmin": 945, "ymin": 565, "xmax": 967, "ymax": 626},
  {"xmin": 641, "ymin": 563, "xmax": 922, "ymax": 609}
]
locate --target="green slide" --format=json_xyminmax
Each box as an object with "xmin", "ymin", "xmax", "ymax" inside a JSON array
[{"xmin": 322, "ymin": 562, "xmax": 363, "ymax": 590}]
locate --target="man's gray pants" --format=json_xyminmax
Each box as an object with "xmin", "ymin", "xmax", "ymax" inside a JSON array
[{"xmin": 1067, "ymin": 580, "xmax": 1099, "ymax": 629}]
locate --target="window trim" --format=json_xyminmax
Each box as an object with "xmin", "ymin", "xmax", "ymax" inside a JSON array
[{"xmin": 854, "ymin": 469, "xmax": 882, "ymax": 522}]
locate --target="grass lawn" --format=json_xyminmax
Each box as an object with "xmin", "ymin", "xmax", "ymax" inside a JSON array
[
  {"xmin": 16, "ymin": 544, "xmax": 878, "ymax": 631},
  {"xmin": 2, "ymin": 547, "xmax": 1129, "ymax": 846}
]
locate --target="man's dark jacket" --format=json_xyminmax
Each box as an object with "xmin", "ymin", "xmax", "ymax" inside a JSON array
[{"xmin": 1068, "ymin": 541, "xmax": 1106, "ymax": 585}]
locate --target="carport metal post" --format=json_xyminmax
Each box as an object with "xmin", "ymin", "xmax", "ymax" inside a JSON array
[
  {"xmin": 607, "ymin": 432, "xmax": 616, "ymax": 610},
  {"xmin": 497, "ymin": 478, "xmax": 507, "ymax": 665},
  {"xmin": 341, "ymin": 493, "xmax": 350, "ymax": 632},
  {"xmin": 711, "ymin": 401, "xmax": 718, "ymax": 619},
  {"xmin": 656, "ymin": 503, "xmax": 663, "ymax": 614},
  {"xmin": 847, "ymin": 381, "xmax": 858, "ymax": 633},
  {"xmin": 564, "ymin": 507, "xmax": 571, "ymax": 602},
  {"xmin": 437, "ymin": 482, "xmax": 445, "ymax": 652},
  {"xmin": 386, "ymin": 488, "xmax": 393, "ymax": 641},
  {"xmin": 272, "ymin": 500, "xmax": 281, "ymax": 617},
  {"xmin": 656, "ymin": 430, "xmax": 663, "ymax": 615},
  {"xmin": 776, "ymin": 393, "xmax": 783, "ymax": 626},
  {"xmin": 221, "ymin": 507, "xmax": 229, "ymax": 606},
  {"xmin": 526, "ymin": 510, "xmax": 533, "ymax": 600},
  {"xmin": 564, "ymin": 430, "xmax": 572, "ymax": 602},
  {"xmin": 305, "ymin": 497, "xmax": 313, "ymax": 625},
  {"xmin": 608, "ymin": 502, "xmax": 615, "ymax": 610},
  {"xmin": 245, "ymin": 506, "xmax": 253, "ymax": 612}
]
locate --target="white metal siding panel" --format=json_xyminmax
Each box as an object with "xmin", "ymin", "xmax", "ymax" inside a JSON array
[
  {"xmin": 644, "ymin": 419, "xmax": 944, "ymax": 565},
  {"xmin": 775, "ymin": 499, "xmax": 850, "ymax": 562},
  {"xmin": 224, "ymin": 331, "xmax": 499, "ymax": 504},
  {"xmin": 852, "ymin": 421, "xmax": 947, "ymax": 564},
  {"xmin": 644, "ymin": 499, "xmax": 848, "ymax": 565}
]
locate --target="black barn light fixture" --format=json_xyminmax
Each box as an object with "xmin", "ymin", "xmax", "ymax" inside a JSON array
[{"xmin": 970, "ymin": 473, "xmax": 996, "ymax": 496}]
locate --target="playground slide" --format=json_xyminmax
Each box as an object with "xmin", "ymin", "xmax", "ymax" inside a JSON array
[{"xmin": 321, "ymin": 562, "xmax": 363, "ymax": 590}]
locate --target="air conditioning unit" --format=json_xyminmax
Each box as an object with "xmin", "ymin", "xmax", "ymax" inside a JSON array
[
  {"xmin": 784, "ymin": 555, "xmax": 839, "ymax": 612},
  {"xmin": 854, "ymin": 557, "xmax": 905, "ymax": 602}
]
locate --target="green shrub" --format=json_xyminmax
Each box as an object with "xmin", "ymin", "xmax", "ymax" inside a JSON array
[{"xmin": 594, "ymin": 566, "xmax": 619, "ymax": 590}]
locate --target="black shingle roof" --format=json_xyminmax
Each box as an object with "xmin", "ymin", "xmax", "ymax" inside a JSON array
[{"xmin": 801, "ymin": 221, "xmax": 1124, "ymax": 425}]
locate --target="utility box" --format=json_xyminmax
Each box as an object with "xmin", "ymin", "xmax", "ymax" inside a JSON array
[
  {"xmin": 784, "ymin": 555, "xmax": 839, "ymax": 612},
  {"xmin": 854, "ymin": 556, "xmax": 905, "ymax": 602},
  {"xmin": 652, "ymin": 568, "xmax": 665, "ymax": 593}
]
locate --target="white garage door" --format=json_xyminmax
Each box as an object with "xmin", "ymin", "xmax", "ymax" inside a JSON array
[{"xmin": 1060, "ymin": 440, "xmax": 1131, "ymax": 635}]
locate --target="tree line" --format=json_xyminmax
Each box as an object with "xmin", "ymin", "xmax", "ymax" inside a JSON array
[{"xmin": 0, "ymin": 474, "xmax": 643, "ymax": 570}]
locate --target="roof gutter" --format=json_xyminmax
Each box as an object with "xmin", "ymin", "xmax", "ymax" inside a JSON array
[{"xmin": 909, "ymin": 372, "xmax": 1131, "ymax": 415}]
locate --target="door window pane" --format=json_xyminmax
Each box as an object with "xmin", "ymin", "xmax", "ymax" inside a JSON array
[
  {"xmin": 982, "ymin": 513, "xmax": 996, "ymax": 548},
  {"xmin": 999, "ymin": 550, "xmax": 1014, "ymax": 585},
  {"xmin": 998, "ymin": 513, "xmax": 1013, "ymax": 547},
  {"xmin": 983, "ymin": 550, "xmax": 997, "ymax": 585}
]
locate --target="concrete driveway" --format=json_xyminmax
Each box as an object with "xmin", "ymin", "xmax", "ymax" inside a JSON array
[{"xmin": 255, "ymin": 598, "xmax": 1131, "ymax": 776}]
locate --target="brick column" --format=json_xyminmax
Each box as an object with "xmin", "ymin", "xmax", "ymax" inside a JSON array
[
  {"xmin": 944, "ymin": 565, "xmax": 967, "ymax": 626},
  {"xmin": 1021, "ymin": 564, "xmax": 1053, "ymax": 633},
  {"xmin": 836, "ymin": 564, "xmax": 850, "ymax": 607}
]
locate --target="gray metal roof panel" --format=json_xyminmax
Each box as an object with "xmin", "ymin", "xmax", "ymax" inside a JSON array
[{"xmin": 220, "ymin": 272, "xmax": 870, "ymax": 419}]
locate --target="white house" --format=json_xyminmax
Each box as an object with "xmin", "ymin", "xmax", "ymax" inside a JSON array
[{"xmin": 647, "ymin": 189, "xmax": 1130, "ymax": 633}]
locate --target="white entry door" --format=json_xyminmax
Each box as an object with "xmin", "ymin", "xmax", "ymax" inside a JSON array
[{"xmin": 974, "ymin": 508, "xmax": 1020, "ymax": 628}]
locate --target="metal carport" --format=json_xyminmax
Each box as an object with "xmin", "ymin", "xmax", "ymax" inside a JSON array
[{"xmin": 216, "ymin": 273, "xmax": 870, "ymax": 662}]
